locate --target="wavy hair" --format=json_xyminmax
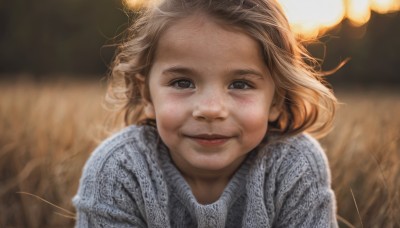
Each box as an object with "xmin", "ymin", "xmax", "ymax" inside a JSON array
[{"xmin": 106, "ymin": 0, "xmax": 338, "ymax": 138}]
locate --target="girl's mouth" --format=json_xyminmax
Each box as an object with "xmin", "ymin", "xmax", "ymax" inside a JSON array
[{"xmin": 185, "ymin": 134, "xmax": 233, "ymax": 146}]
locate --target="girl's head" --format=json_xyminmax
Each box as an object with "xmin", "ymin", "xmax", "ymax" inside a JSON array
[{"xmin": 108, "ymin": 0, "xmax": 337, "ymax": 139}]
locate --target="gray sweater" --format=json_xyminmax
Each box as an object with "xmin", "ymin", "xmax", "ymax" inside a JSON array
[{"xmin": 73, "ymin": 125, "xmax": 338, "ymax": 227}]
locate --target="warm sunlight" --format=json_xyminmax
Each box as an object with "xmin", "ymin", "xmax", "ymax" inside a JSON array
[
  {"xmin": 346, "ymin": 0, "xmax": 371, "ymax": 26},
  {"xmin": 124, "ymin": 0, "xmax": 400, "ymax": 37},
  {"xmin": 123, "ymin": 0, "xmax": 161, "ymax": 9},
  {"xmin": 279, "ymin": 0, "xmax": 345, "ymax": 38},
  {"xmin": 370, "ymin": 0, "xmax": 400, "ymax": 14}
]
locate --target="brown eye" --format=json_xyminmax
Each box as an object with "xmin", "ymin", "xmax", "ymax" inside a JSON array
[
  {"xmin": 229, "ymin": 81, "xmax": 252, "ymax": 89},
  {"xmin": 171, "ymin": 79, "xmax": 195, "ymax": 89}
]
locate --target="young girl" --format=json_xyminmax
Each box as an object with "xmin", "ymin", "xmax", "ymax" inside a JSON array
[{"xmin": 73, "ymin": 0, "xmax": 339, "ymax": 227}]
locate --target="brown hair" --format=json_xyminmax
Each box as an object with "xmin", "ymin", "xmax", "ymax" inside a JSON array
[{"xmin": 106, "ymin": 0, "xmax": 338, "ymax": 138}]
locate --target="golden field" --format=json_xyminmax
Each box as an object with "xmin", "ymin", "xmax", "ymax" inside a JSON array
[{"xmin": 0, "ymin": 79, "xmax": 399, "ymax": 227}]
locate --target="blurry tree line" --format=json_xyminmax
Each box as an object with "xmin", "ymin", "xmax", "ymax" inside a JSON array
[
  {"xmin": 0, "ymin": 0, "xmax": 399, "ymax": 85},
  {"xmin": 0, "ymin": 0, "xmax": 127, "ymax": 79},
  {"xmin": 315, "ymin": 12, "xmax": 400, "ymax": 86}
]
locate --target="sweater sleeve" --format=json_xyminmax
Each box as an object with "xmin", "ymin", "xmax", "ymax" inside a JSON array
[
  {"xmin": 272, "ymin": 135, "xmax": 338, "ymax": 228},
  {"xmin": 73, "ymin": 140, "xmax": 147, "ymax": 228}
]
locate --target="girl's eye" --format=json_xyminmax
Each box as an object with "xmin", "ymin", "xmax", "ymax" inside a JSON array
[
  {"xmin": 229, "ymin": 81, "xmax": 252, "ymax": 90},
  {"xmin": 170, "ymin": 79, "xmax": 195, "ymax": 89}
]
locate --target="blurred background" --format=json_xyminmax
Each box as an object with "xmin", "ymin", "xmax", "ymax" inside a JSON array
[
  {"xmin": 1, "ymin": 0, "xmax": 399, "ymax": 85},
  {"xmin": 1, "ymin": 0, "xmax": 399, "ymax": 227}
]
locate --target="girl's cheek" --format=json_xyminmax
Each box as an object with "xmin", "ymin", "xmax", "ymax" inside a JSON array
[
  {"xmin": 155, "ymin": 98, "xmax": 188, "ymax": 127},
  {"xmin": 235, "ymin": 98, "xmax": 271, "ymax": 125}
]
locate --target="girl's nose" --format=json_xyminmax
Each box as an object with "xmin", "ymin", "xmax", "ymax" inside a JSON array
[{"xmin": 192, "ymin": 91, "xmax": 229, "ymax": 121}]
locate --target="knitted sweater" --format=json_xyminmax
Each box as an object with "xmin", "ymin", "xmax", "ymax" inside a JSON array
[{"xmin": 73, "ymin": 125, "xmax": 338, "ymax": 227}]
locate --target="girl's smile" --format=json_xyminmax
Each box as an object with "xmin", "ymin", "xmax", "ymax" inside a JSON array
[
  {"xmin": 184, "ymin": 133, "xmax": 235, "ymax": 147},
  {"xmin": 146, "ymin": 13, "xmax": 279, "ymax": 181}
]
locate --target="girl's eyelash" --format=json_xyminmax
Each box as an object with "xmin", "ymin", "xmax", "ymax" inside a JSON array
[
  {"xmin": 229, "ymin": 80, "xmax": 254, "ymax": 89},
  {"xmin": 168, "ymin": 78, "xmax": 195, "ymax": 89},
  {"xmin": 167, "ymin": 78, "xmax": 254, "ymax": 90}
]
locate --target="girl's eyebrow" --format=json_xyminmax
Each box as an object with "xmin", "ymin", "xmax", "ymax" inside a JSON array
[
  {"xmin": 232, "ymin": 69, "xmax": 266, "ymax": 79},
  {"xmin": 161, "ymin": 66, "xmax": 266, "ymax": 79},
  {"xmin": 162, "ymin": 66, "xmax": 197, "ymax": 76}
]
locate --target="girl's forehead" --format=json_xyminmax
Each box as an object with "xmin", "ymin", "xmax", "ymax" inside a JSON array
[
  {"xmin": 159, "ymin": 14, "xmax": 255, "ymax": 48},
  {"xmin": 151, "ymin": 13, "xmax": 270, "ymax": 80},
  {"xmin": 157, "ymin": 16, "xmax": 261, "ymax": 57}
]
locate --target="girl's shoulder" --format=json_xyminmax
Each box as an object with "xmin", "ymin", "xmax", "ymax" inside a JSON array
[
  {"xmin": 273, "ymin": 133, "xmax": 325, "ymax": 159},
  {"xmin": 100, "ymin": 125, "xmax": 143, "ymax": 147},
  {"xmin": 261, "ymin": 133, "xmax": 331, "ymax": 185},
  {"xmin": 73, "ymin": 125, "xmax": 169, "ymax": 224},
  {"xmin": 89, "ymin": 125, "xmax": 158, "ymax": 163},
  {"xmin": 256, "ymin": 134, "xmax": 337, "ymax": 227},
  {"xmin": 95, "ymin": 125, "xmax": 158, "ymax": 155},
  {"xmin": 78, "ymin": 125, "xmax": 161, "ymax": 184}
]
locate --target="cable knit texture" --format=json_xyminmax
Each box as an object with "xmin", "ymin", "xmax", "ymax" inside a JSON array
[{"xmin": 73, "ymin": 125, "xmax": 338, "ymax": 227}]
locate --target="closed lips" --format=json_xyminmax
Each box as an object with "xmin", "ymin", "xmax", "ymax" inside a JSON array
[{"xmin": 187, "ymin": 134, "xmax": 232, "ymax": 140}]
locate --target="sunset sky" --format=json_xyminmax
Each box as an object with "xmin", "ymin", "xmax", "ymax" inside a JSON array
[{"xmin": 124, "ymin": 0, "xmax": 400, "ymax": 38}]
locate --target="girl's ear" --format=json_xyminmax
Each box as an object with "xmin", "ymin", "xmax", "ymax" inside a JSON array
[
  {"xmin": 144, "ymin": 102, "xmax": 156, "ymax": 119},
  {"xmin": 135, "ymin": 74, "xmax": 148, "ymax": 101},
  {"xmin": 268, "ymin": 91, "xmax": 284, "ymax": 122},
  {"xmin": 268, "ymin": 105, "xmax": 280, "ymax": 122},
  {"xmin": 136, "ymin": 73, "xmax": 156, "ymax": 119}
]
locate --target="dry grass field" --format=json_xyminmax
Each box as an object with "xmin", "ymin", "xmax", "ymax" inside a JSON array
[{"xmin": 0, "ymin": 78, "xmax": 399, "ymax": 227}]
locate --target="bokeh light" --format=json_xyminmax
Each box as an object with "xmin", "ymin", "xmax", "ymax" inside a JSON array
[
  {"xmin": 124, "ymin": 0, "xmax": 399, "ymax": 38},
  {"xmin": 279, "ymin": 0, "xmax": 345, "ymax": 38},
  {"xmin": 370, "ymin": 0, "xmax": 400, "ymax": 14},
  {"xmin": 123, "ymin": 0, "xmax": 161, "ymax": 9},
  {"xmin": 346, "ymin": 0, "xmax": 371, "ymax": 26}
]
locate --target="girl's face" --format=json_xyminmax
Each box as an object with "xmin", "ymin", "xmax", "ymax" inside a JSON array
[{"xmin": 147, "ymin": 14, "xmax": 279, "ymax": 177}]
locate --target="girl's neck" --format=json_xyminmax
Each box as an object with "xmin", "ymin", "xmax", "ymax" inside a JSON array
[
  {"xmin": 170, "ymin": 155, "xmax": 247, "ymax": 205},
  {"xmin": 184, "ymin": 176, "xmax": 230, "ymax": 205}
]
